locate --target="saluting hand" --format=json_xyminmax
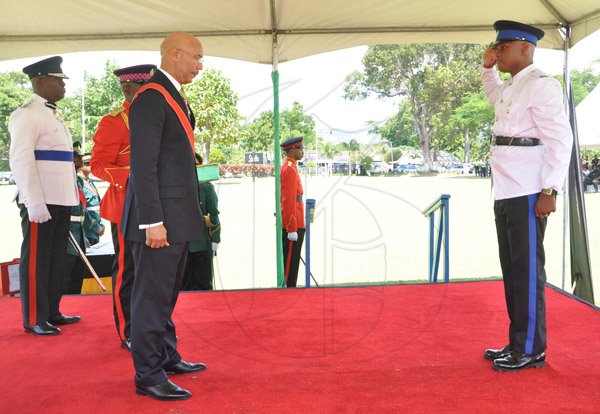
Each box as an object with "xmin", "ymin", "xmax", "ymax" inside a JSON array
[
  {"xmin": 483, "ymin": 43, "xmax": 497, "ymax": 68},
  {"xmin": 146, "ymin": 224, "xmax": 170, "ymax": 248}
]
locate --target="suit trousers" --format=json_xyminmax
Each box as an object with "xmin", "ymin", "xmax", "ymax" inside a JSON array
[
  {"xmin": 494, "ymin": 194, "xmax": 547, "ymax": 355},
  {"xmin": 282, "ymin": 228, "xmax": 305, "ymax": 288},
  {"xmin": 18, "ymin": 203, "xmax": 70, "ymax": 326},
  {"xmin": 130, "ymin": 240, "xmax": 188, "ymax": 386},
  {"xmin": 111, "ymin": 222, "xmax": 135, "ymax": 342}
]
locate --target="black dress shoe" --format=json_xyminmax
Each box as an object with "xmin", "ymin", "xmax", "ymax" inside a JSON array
[
  {"xmin": 24, "ymin": 321, "xmax": 61, "ymax": 336},
  {"xmin": 484, "ymin": 344, "xmax": 514, "ymax": 360},
  {"xmin": 135, "ymin": 379, "xmax": 191, "ymax": 401},
  {"xmin": 121, "ymin": 338, "xmax": 131, "ymax": 351},
  {"xmin": 165, "ymin": 360, "xmax": 207, "ymax": 375},
  {"xmin": 493, "ymin": 352, "xmax": 546, "ymax": 372},
  {"xmin": 48, "ymin": 314, "xmax": 81, "ymax": 325}
]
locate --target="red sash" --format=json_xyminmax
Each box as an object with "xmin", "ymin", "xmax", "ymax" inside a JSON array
[{"xmin": 134, "ymin": 83, "xmax": 195, "ymax": 151}]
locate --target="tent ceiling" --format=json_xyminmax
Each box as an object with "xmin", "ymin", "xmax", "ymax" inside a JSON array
[{"xmin": 1, "ymin": 0, "xmax": 599, "ymax": 63}]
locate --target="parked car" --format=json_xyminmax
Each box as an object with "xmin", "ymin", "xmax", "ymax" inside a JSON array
[
  {"xmin": 0, "ymin": 172, "xmax": 15, "ymax": 184},
  {"xmin": 393, "ymin": 163, "xmax": 422, "ymax": 174},
  {"xmin": 368, "ymin": 161, "xmax": 391, "ymax": 175}
]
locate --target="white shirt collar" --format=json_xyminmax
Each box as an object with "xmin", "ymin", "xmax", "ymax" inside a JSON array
[{"xmin": 158, "ymin": 68, "xmax": 182, "ymax": 92}]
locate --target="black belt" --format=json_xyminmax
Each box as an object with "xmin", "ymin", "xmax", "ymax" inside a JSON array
[{"xmin": 493, "ymin": 136, "xmax": 541, "ymax": 146}]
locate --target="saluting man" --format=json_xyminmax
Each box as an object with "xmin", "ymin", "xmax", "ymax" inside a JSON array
[
  {"xmin": 280, "ymin": 137, "xmax": 305, "ymax": 288},
  {"xmin": 481, "ymin": 21, "xmax": 573, "ymax": 371},
  {"xmin": 9, "ymin": 56, "xmax": 81, "ymax": 335},
  {"xmin": 91, "ymin": 64, "xmax": 156, "ymax": 351}
]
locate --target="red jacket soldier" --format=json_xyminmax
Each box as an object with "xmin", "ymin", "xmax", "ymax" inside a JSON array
[
  {"xmin": 280, "ymin": 136, "xmax": 305, "ymax": 287},
  {"xmin": 90, "ymin": 64, "xmax": 156, "ymax": 350}
]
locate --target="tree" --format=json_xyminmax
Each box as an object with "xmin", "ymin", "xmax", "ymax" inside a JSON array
[
  {"xmin": 186, "ymin": 69, "xmax": 243, "ymax": 162},
  {"xmin": 448, "ymin": 92, "xmax": 494, "ymax": 162},
  {"xmin": 59, "ymin": 61, "xmax": 122, "ymax": 151},
  {"xmin": 319, "ymin": 140, "xmax": 341, "ymax": 159},
  {"xmin": 370, "ymin": 100, "xmax": 419, "ymax": 148},
  {"xmin": 242, "ymin": 101, "xmax": 316, "ymax": 154},
  {"xmin": 242, "ymin": 110, "xmax": 276, "ymax": 152},
  {"xmin": 345, "ymin": 44, "xmax": 484, "ymax": 169},
  {"xmin": 0, "ymin": 71, "xmax": 32, "ymax": 162},
  {"xmin": 556, "ymin": 65, "xmax": 600, "ymax": 106},
  {"xmin": 281, "ymin": 102, "xmax": 316, "ymax": 148}
]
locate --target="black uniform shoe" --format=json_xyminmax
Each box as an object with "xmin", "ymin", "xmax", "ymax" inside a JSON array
[
  {"xmin": 165, "ymin": 360, "xmax": 207, "ymax": 375},
  {"xmin": 484, "ymin": 344, "xmax": 514, "ymax": 360},
  {"xmin": 48, "ymin": 314, "xmax": 81, "ymax": 325},
  {"xmin": 24, "ymin": 321, "xmax": 61, "ymax": 336},
  {"xmin": 135, "ymin": 379, "xmax": 191, "ymax": 401},
  {"xmin": 121, "ymin": 338, "xmax": 131, "ymax": 351},
  {"xmin": 493, "ymin": 352, "xmax": 546, "ymax": 372}
]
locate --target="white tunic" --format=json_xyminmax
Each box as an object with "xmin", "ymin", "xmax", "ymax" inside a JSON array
[
  {"xmin": 9, "ymin": 94, "xmax": 78, "ymax": 207},
  {"xmin": 481, "ymin": 64, "xmax": 573, "ymax": 201}
]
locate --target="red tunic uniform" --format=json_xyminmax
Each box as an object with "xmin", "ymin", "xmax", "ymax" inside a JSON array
[
  {"xmin": 280, "ymin": 157, "xmax": 305, "ymax": 232},
  {"xmin": 90, "ymin": 101, "xmax": 135, "ymax": 346},
  {"xmin": 90, "ymin": 101, "xmax": 131, "ymax": 224}
]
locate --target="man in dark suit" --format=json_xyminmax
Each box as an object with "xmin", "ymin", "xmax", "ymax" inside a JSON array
[{"xmin": 121, "ymin": 31, "xmax": 206, "ymax": 401}]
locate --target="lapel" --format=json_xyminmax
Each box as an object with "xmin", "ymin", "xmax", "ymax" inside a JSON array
[{"xmin": 151, "ymin": 71, "xmax": 195, "ymax": 128}]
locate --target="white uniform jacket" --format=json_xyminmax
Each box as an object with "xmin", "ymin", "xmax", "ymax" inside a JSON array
[
  {"xmin": 481, "ymin": 64, "xmax": 573, "ymax": 201},
  {"xmin": 9, "ymin": 94, "xmax": 78, "ymax": 207}
]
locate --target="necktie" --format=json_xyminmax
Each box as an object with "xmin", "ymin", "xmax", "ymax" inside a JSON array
[{"xmin": 180, "ymin": 87, "xmax": 191, "ymax": 118}]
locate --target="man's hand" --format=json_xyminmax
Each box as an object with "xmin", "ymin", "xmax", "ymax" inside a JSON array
[
  {"xmin": 145, "ymin": 224, "xmax": 170, "ymax": 248},
  {"xmin": 483, "ymin": 43, "xmax": 497, "ymax": 68},
  {"xmin": 287, "ymin": 231, "xmax": 298, "ymax": 241},
  {"xmin": 535, "ymin": 193, "xmax": 557, "ymax": 219},
  {"xmin": 204, "ymin": 215, "xmax": 215, "ymax": 228},
  {"xmin": 27, "ymin": 203, "xmax": 51, "ymax": 223},
  {"xmin": 212, "ymin": 242, "xmax": 219, "ymax": 252},
  {"xmin": 98, "ymin": 225, "xmax": 106, "ymax": 237}
]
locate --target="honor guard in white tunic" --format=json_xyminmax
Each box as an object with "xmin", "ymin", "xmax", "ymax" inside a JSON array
[
  {"xmin": 9, "ymin": 56, "xmax": 82, "ymax": 336},
  {"xmin": 480, "ymin": 21, "xmax": 573, "ymax": 372}
]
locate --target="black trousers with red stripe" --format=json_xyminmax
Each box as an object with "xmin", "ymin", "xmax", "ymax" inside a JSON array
[
  {"xmin": 110, "ymin": 222, "xmax": 135, "ymax": 343},
  {"xmin": 282, "ymin": 228, "xmax": 305, "ymax": 288},
  {"xmin": 18, "ymin": 203, "xmax": 70, "ymax": 327}
]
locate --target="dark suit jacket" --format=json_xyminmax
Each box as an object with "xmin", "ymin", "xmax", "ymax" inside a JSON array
[{"xmin": 121, "ymin": 70, "xmax": 204, "ymax": 243}]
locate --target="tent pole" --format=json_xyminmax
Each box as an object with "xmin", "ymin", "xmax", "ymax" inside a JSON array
[
  {"xmin": 561, "ymin": 29, "xmax": 569, "ymax": 290},
  {"xmin": 563, "ymin": 25, "xmax": 595, "ymax": 303},
  {"xmin": 273, "ymin": 37, "xmax": 285, "ymax": 287}
]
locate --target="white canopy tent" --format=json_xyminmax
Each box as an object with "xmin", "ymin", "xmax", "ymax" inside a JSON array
[
  {"xmin": 1, "ymin": 0, "xmax": 597, "ymax": 294},
  {"xmin": 1, "ymin": 0, "xmax": 599, "ymax": 64},
  {"xmin": 576, "ymin": 84, "xmax": 600, "ymax": 148}
]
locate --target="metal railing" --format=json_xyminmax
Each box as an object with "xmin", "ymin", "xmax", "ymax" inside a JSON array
[{"xmin": 422, "ymin": 194, "xmax": 451, "ymax": 283}]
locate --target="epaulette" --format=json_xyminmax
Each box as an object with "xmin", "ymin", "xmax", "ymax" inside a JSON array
[
  {"xmin": 20, "ymin": 98, "xmax": 34, "ymax": 109},
  {"xmin": 109, "ymin": 106, "xmax": 126, "ymax": 117},
  {"xmin": 531, "ymin": 69, "xmax": 549, "ymax": 79}
]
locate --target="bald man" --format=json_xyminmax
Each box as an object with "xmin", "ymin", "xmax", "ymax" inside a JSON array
[{"xmin": 121, "ymin": 32, "xmax": 206, "ymax": 400}]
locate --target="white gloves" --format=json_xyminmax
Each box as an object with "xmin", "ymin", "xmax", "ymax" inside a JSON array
[
  {"xmin": 27, "ymin": 203, "xmax": 51, "ymax": 223},
  {"xmin": 287, "ymin": 231, "xmax": 298, "ymax": 241},
  {"xmin": 212, "ymin": 242, "xmax": 219, "ymax": 252}
]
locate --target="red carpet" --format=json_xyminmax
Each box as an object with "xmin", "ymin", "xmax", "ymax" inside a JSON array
[{"xmin": 1, "ymin": 281, "xmax": 599, "ymax": 413}]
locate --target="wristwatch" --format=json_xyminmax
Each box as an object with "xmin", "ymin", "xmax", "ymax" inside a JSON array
[{"xmin": 541, "ymin": 188, "xmax": 557, "ymax": 196}]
